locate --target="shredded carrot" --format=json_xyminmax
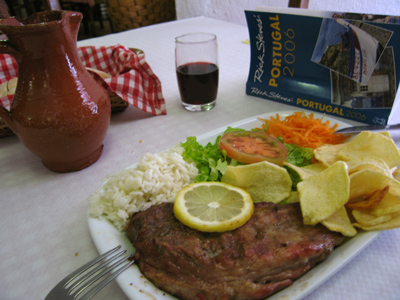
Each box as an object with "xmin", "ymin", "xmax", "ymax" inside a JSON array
[{"xmin": 257, "ymin": 112, "xmax": 350, "ymax": 149}]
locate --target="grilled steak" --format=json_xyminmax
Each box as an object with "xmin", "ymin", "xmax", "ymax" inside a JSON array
[{"xmin": 127, "ymin": 202, "xmax": 343, "ymax": 300}]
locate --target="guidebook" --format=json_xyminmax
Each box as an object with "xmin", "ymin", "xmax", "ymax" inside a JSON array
[{"xmin": 245, "ymin": 8, "xmax": 400, "ymax": 125}]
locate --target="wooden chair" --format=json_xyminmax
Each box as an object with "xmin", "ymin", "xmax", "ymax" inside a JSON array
[
  {"xmin": 4, "ymin": 0, "xmax": 37, "ymax": 17},
  {"xmin": 45, "ymin": 0, "xmax": 61, "ymax": 10},
  {"xmin": 44, "ymin": 0, "xmax": 105, "ymax": 37},
  {"xmin": 105, "ymin": 0, "xmax": 176, "ymax": 33},
  {"xmin": 288, "ymin": 0, "xmax": 309, "ymax": 8}
]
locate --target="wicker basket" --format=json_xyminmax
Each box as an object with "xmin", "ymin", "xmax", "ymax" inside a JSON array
[
  {"xmin": 105, "ymin": 0, "xmax": 176, "ymax": 33},
  {"xmin": 109, "ymin": 91, "xmax": 129, "ymax": 113}
]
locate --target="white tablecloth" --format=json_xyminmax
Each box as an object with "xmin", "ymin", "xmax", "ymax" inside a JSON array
[{"xmin": 1, "ymin": 16, "xmax": 399, "ymax": 300}]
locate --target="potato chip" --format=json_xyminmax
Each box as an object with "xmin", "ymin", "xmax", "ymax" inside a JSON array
[
  {"xmin": 338, "ymin": 131, "xmax": 400, "ymax": 168},
  {"xmin": 352, "ymin": 211, "xmax": 400, "ymax": 231},
  {"xmin": 370, "ymin": 193, "xmax": 400, "ymax": 217},
  {"xmin": 349, "ymin": 169, "xmax": 400, "ymax": 199},
  {"xmin": 352, "ymin": 208, "xmax": 392, "ymax": 226},
  {"xmin": 379, "ymin": 131, "xmax": 392, "ymax": 138},
  {"xmin": 221, "ymin": 161, "xmax": 292, "ymax": 203},
  {"xmin": 346, "ymin": 186, "xmax": 389, "ymax": 209},
  {"xmin": 393, "ymin": 168, "xmax": 400, "ymax": 180},
  {"xmin": 346, "ymin": 157, "xmax": 392, "ymax": 177},
  {"xmin": 350, "ymin": 193, "xmax": 400, "ymax": 230},
  {"xmin": 313, "ymin": 143, "xmax": 345, "ymax": 166},
  {"xmin": 285, "ymin": 191, "xmax": 300, "ymax": 204},
  {"xmin": 321, "ymin": 206, "xmax": 357, "ymax": 237},
  {"xmin": 283, "ymin": 162, "xmax": 327, "ymax": 180},
  {"xmin": 298, "ymin": 161, "xmax": 349, "ymax": 225},
  {"xmin": 306, "ymin": 130, "xmax": 400, "ymax": 232}
]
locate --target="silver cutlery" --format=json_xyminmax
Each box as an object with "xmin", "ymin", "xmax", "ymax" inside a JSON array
[
  {"xmin": 335, "ymin": 123, "xmax": 400, "ymax": 134},
  {"xmin": 45, "ymin": 245, "xmax": 134, "ymax": 300}
]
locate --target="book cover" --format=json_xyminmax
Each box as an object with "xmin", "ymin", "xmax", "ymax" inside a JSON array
[{"xmin": 245, "ymin": 9, "xmax": 400, "ymax": 125}]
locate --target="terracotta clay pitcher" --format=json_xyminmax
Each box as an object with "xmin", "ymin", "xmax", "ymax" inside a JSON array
[{"xmin": 0, "ymin": 10, "xmax": 111, "ymax": 172}]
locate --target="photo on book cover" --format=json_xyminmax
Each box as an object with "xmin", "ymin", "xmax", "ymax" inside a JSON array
[
  {"xmin": 331, "ymin": 13, "xmax": 400, "ymax": 24},
  {"xmin": 330, "ymin": 46, "xmax": 397, "ymax": 116},
  {"xmin": 311, "ymin": 18, "xmax": 393, "ymax": 85}
]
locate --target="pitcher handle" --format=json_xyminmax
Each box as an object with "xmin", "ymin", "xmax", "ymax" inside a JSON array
[{"xmin": 0, "ymin": 40, "xmax": 22, "ymax": 62}]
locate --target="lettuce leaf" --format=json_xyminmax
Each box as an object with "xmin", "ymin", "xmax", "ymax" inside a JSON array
[
  {"xmin": 181, "ymin": 127, "xmax": 243, "ymax": 182},
  {"xmin": 284, "ymin": 143, "xmax": 314, "ymax": 167}
]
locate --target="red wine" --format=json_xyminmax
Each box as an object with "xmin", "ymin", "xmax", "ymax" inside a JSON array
[{"xmin": 176, "ymin": 62, "xmax": 219, "ymax": 105}]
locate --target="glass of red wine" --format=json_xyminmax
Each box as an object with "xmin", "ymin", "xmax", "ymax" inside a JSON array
[{"xmin": 175, "ymin": 33, "xmax": 219, "ymax": 112}]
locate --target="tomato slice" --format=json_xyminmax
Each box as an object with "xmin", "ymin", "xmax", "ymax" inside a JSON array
[{"xmin": 219, "ymin": 131, "xmax": 287, "ymax": 165}]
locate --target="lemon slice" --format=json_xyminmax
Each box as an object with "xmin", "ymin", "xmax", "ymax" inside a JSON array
[{"xmin": 173, "ymin": 182, "xmax": 254, "ymax": 232}]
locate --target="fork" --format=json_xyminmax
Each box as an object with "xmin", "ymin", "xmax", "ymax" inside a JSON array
[{"xmin": 45, "ymin": 245, "xmax": 135, "ymax": 300}]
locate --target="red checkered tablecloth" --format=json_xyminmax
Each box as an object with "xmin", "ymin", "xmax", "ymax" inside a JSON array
[{"xmin": 0, "ymin": 45, "xmax": 167, "ymax": 116}]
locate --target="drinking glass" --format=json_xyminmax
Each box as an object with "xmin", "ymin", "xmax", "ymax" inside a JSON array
[{"xmin": 175, "ymin": 32, "xmax": 219, "ymax": 112}]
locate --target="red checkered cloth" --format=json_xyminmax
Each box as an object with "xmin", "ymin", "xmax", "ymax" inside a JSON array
[{"xmin": 0, "ymin": 45, "xmax": 167, "ymax": 115}]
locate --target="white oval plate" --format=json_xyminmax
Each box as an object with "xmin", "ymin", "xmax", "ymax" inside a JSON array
[{"xmin": 88, "ymin": 110, "xmax": 380, "ymax": 300}]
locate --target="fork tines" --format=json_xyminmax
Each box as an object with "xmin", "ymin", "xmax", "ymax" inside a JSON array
[{"xmin": 45, "ymin": 245, "xmax": 135, "ymax": 300}]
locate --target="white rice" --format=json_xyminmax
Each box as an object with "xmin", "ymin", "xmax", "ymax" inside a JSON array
[{"xmin": 88, "ymin": 145, "xmax": 198, "ymax": 231}]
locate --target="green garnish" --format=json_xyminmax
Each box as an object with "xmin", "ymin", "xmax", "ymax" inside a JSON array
[
  {"xmin": 181, "ymin": 127, "xmax": 244, "ymax": 182},
  {"xmin": 284, "ymin": 143, "xmax": 314, "ymax": 167}
]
